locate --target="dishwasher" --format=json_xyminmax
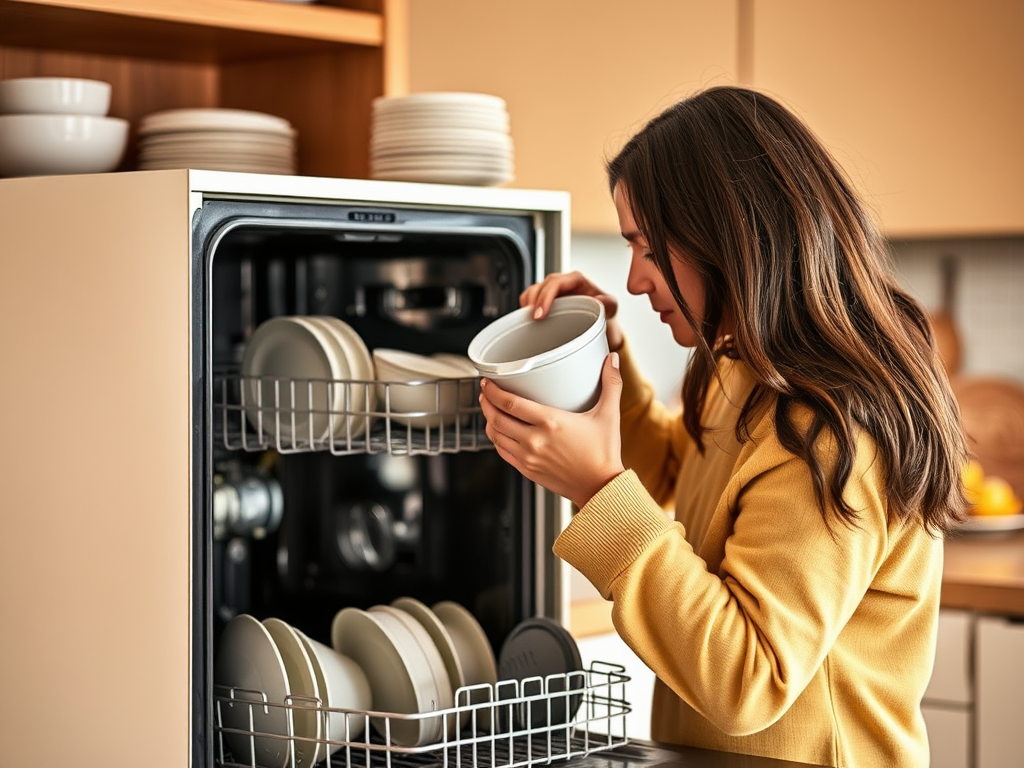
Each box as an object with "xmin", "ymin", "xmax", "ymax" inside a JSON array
[{"xmin": 0, "ymin": 170, "xmax": 636, "ymax": 768}]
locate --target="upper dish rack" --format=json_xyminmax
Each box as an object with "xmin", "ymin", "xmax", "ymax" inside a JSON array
[
  {"xmin": 214, "ymin": 372, "xmax": 492, "ymax": 457},
  {"xmin": 213, "ymin": 662, "xmax": 630, "ymax": 768}
]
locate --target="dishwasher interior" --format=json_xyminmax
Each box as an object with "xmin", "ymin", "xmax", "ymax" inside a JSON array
[{"xmin": 198, "ymin": 199, "xmax": 631, "ymax": 768}]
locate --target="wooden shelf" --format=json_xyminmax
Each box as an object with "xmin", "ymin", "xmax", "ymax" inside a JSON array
[
  {"xmin": 0, "ymin": 0, "xmax": 400, "ymax": 179},
  {"xmin": 0, "ymin": 0, "xmax": 383, "ymax": 63}
]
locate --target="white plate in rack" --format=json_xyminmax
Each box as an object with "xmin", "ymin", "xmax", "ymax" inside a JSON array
[
  {"xmin": 331, "ymin": 607, "xmax": 441, "ymax": 747},
  {"xmin": 431, "ymin": 602, "xmax": 497, "ymax": 692},
  {"xmin": 263, "ymin": 618, "xmax": 322, "ymax": 768},
  {"xmin": 309, "ymin": 315, "xmax": 376, "ymax": 440},
  {"xmin": 215, "ymin": 614, "xmax": 291, "ymax": 768},
  {"xmin": 392, "ymin": 596, "xmax": 468, "ymax": 730},
  {"xmin": 370, "ymin": 605, "xmax": 456, "ymax": 738},
  {"xmin": 241, "ymin": 316, "xmax": 343, "ymax": 445}
]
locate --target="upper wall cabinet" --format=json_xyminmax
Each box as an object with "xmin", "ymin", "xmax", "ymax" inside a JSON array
[
  {"xmin": 750, "ymin": 0, "xmax": 1024, "ymax": 238},
  {"xmin": 0, "ymin": 0, "xmax": 406, "ymax": 179},
  {"xmin": 407, "ymin": 0, "xmax": 738, "ymax": 233}
]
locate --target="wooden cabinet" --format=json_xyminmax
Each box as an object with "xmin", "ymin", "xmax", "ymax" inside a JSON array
[
  {"xmin": 749, "ymin": 0, "xmax": 1024, "ymax": 238},
  {"xmin": 0, "ymin": 0, "xmax": 409, "ymax": 178},
  {"xmin": 407, "ymin": 0, "xmax": 1022, "ymax": 238},
  {"xmin": 406, "ymin": 0, "xmax": 739, "ymax": 233}
]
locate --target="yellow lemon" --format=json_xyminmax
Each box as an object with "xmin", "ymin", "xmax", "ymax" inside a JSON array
[
  {"xmin": 971, "ymin": 476, "xmax": 1024, "ymax": 517},
  {"xmin": 962, "ymin": 459, "xmax": 986, "ymax": 505}
]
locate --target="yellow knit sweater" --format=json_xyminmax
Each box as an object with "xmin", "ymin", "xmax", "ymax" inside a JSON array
[{"xmin": 553, "ymin": 340, "xmax": 942, "ymax": 767}]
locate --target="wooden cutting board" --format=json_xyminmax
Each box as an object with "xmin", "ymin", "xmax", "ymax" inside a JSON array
[{"xmin": 951, "ymin": 375, "xmax": 1024, "ymax": 499}]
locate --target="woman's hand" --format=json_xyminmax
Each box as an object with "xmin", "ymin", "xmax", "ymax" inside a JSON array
[
  {"xmin": 520, "ymin": 271, "xmax": 624, "ymax": 352},
  {"xmin": 479, "ymin": 354, "xmax": 626, "ymax": 509}
]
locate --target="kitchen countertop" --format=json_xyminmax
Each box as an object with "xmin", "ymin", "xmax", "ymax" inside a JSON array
[
  {"xmin": 940, "ymin": 525, "xmax": 1024, "ymax": 616},
  {"xmin": 571, "ymin": 526, "xmax": 1024, "ymax": 638}
]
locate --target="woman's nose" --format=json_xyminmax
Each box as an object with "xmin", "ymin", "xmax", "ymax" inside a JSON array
[{"xmin": 625, "ymin": 256, "xmax": 652, "ymax": 296}]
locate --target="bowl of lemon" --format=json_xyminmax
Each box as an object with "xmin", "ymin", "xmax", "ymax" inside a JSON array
[{"xmin": 958, "ymin": 459, "xmax": 1024, "ymax": 534}]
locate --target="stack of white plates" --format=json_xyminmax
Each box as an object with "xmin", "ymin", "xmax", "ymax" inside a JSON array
[
  {"xmin": 137, "ymin": 107, "xmax": 297, "ymax": 174},
  {"xmin": 370, "ymin": 92, "xmax": 513, "ymax": 186},
  {"xmin": 241, "ymin": 315, "xmax": 375, "ymax": 445}
]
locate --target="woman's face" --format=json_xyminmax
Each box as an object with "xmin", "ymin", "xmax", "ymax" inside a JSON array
[{"xmin": 614, "ymin": 183, "xmax": 706, "ymax": 348}]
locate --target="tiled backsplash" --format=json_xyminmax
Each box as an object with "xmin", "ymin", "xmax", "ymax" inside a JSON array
[
  {"xmin": 890, "ymin": 236, "xmax": 1024, "ymax": 382},
  {"xmin": 572, "ymin": 234, "xmax": 1024, "ymax": 405}
]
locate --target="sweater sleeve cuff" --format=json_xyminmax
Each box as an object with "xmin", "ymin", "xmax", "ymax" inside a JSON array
[{"xmin": 553, "ymin": 470, "xmax": 674, "ymax": 599}]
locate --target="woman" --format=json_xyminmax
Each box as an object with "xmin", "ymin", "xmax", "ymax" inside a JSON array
[{"xmin": 478, "ymin": 86, "xmax": 968, "ymax": 767}]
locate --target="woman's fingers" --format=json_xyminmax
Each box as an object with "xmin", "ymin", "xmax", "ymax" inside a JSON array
[{"xmin": 519, "ymin": 271, "xmax": 611, "ymax": 320}]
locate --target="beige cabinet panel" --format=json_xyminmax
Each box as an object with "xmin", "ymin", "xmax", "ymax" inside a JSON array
[
  {"xmin": 408, "ymin": 0, "xmax": 738, "ymax": 232},
  {"xmin": 975, "ymin": 615, "xmax": 1024, "ymax": 767},
  {"xmin": 922, "ymin": 706, "xmax": 971, "ymax": 768},
  {"xmin": 925, "ymin": 609, "xmax": 974, "ymax": 704},
  {"xmin": 750, "ymin": 0, "xmax": 1024, "ymax": 238},
  {"xmin": 0, "ymin": 172, "xmax": 194, "ymax": 768}
]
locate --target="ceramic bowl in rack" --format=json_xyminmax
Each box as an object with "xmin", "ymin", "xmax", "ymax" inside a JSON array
[
  {"xmin": 294, "ymin": 629, "xmax": 372, "ymax": 748},
  {"xmin": 372, "ymin": 348, "xmax": 466, "ymax": 429}
]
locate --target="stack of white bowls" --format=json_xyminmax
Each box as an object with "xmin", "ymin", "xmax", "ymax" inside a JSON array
[
  {"xmin": 370, "ymin": 92, "xmax": 514, "ymax": 186},
  {"xmin": 372, "ymin": 349, "xmax": 479, "ymax": 429},
  {"xmin": 0, "ymin": 77, "xmax": 127, "ymax": 177},
  {"xmin": 137, "ymin": 107, "xmax": 297, "ymax": 174}
]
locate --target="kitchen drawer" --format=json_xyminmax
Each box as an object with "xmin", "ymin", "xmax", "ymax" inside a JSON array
[{"xmin": 925, "ymin": 609, "xmax": 974, "ymax": 705}]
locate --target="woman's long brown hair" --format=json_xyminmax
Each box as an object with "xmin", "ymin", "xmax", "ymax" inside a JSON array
[{"xmin": 607, "ymin": 86, "xmax": 968, "ymax": 535}]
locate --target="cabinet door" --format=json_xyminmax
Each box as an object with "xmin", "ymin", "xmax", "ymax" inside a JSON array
[
  {"xmin": 407, "ymin": 0, "xmax": 738, "ymax": 233},
  {"xmin": 751, "ymin": 0, "xmax": 1024, "ymax": 238},
  {"xmin": 925, "ymin": 609, "xmax": 974, "ymax": 705},
  {"xmin": 922, "ymin": 706, "xmax": 971, "ymax": 768},
  {"xmin": 975, "ymin": 615, "xmax": 1024, "ymax": 767}
]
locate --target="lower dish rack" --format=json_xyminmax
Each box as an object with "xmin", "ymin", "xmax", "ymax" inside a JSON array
[{"xmin": 214, "ymin": 662, "xmax": 630, "ymax": 768}]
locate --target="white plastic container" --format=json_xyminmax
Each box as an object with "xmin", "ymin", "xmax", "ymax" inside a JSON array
[{"xmin": 468, "ymin": 295, "xmax": 609, "ymax": 412}]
